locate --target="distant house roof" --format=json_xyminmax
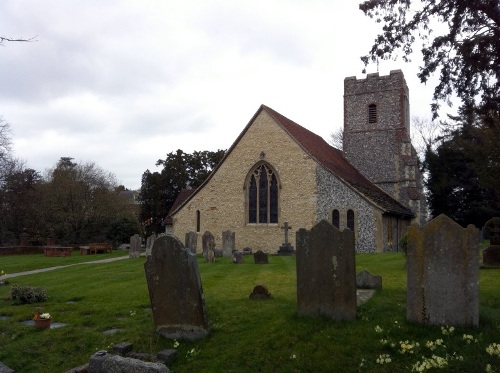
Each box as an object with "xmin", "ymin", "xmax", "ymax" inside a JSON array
[
  {"xmin": 170, "ymin": 105, "xmax": 414, "ymax": 218},
  {"xmin": 119, "ymin": 190, "xmax": 140, "ymax": 204}
]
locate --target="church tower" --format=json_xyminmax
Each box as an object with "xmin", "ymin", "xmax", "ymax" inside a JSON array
[{"xmin": 343, "ymin": 70, "xmax": 426, "ymax": 224}]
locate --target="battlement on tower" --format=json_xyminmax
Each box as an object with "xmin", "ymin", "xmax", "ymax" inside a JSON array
[{"xmin": 344, "ymin": 70, "xmax": 408, "ymax": 96}]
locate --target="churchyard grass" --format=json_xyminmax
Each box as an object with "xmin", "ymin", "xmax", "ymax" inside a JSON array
[{"xmin": 0, "ymin": 253, "xmax": 499, "ymax": 372}]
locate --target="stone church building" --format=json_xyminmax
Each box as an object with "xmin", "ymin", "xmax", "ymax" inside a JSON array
[{"xmin": 169, "ymin": 70, "xmax": 427, "ymax": 253}]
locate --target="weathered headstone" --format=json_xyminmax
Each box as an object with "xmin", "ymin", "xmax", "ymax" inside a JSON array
[
  {"xmin": 144, "ymin": 235, "xmax": 209, "ymax": 340},
  {"xmin": 278, "ymin": 221, "xmax": 295, "ymax": 255},
  {"xmin": 296, "ymin": 220, "xmax": 356, "ymax": 320},
  {"xmin": 185, "ymin": 231, "xmax": 197, "ymax": 255},
  {"xmin": 356, "ymin": 269, "xmax": 382, "ymax": 289},
  {"xmin": 232, "ymin": 251, "xmax": 244, "ymax": 264},
  {"xmin": 145, "ymin": 234, "xmax": 157, "ymax": 256},
  {"xmin": 249, "ymin": 284, "xmax": 272, "ymax": 300},
  {"xmin": 406, "ymin": 214, "xmax": 479, "ymax": 326},
  {"xmin": 253, "ymin": 250, "xmax": 269, "ymax": 264},
  {"xmin": 483, "ymin": 217, "xmax": 500, "ymax": 267},
  {"xmin": 202, "ymin": 231, "xmax": 214, "ymax": 260},
  {"xmin": 129, "ymin": 234, "xmax": 141, "ymax": 258},
  {"xmin": 222, "ymin": 230, "xmax": 235, "ymax": 257},
  {"xmin": 88, "ymin": 351, "xmax": 169, "ymax": 373}
]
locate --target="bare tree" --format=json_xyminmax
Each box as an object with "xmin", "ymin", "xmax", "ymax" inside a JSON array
[
  {"xmin": 328, "ymin": 127, "xmax": 344, "ymax": 150},
  {"xmin": 0, "ymin": 36, "xmax": 36, "ymax": 46},
  {"xmin": 411, "ymin": 116, "xmax": 442, "ymax": 163}
]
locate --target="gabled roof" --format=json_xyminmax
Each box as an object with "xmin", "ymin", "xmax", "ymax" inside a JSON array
[
  {"xmin": 165, "ymin": 189, "xmax": 195, "ymax": 225},
  {"xmin": 170, "ymin": 104, "xmax": 414, "ymax": 218}
]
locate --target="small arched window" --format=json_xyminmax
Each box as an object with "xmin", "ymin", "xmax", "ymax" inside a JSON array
[
  {"xmin": 247, "ymin": 163, "xmax": 278, "ymax": 224},
  {"xmin": 332, "ymin": 209, "xmax": 340, "ymax": 229},
  {"xmin": 368, "ymin": 104, "xmax": 377, "ymax": 124},
  {"xmin": 196, "ymin": 210, "xmax": 201, "ymax": 232},
  {"xmin": 347, "ymin": 209, "xmax": 355, "ymax": 231}
]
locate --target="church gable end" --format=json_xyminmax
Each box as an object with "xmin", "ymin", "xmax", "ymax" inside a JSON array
[{"xmin": 171, "ymin": 107, "xmax": 318, "ymax": 253}]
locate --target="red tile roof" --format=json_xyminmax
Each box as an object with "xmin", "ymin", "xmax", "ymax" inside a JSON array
[{"xmin": 170, "ymin": 105, "xmax": 414, "ymax": 218}]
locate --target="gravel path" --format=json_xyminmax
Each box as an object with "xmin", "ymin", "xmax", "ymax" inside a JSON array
[{"xmin": 1, "ymin": 255, "xmax": 129, "ymax": 280}]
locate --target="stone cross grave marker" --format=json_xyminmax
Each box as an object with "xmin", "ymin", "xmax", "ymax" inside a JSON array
[
  {"xmin": 202, "ymin": 231, "xmax": 214, "ymax": 260},
  {"xmin": 483, "ymin": 217, "xmax": 500, "ymax": 267},
  {"xmin": 129, "ymin": 234, "xmax": 141, "ymax": 258},
  {"xmin": 222, "ymin": 230, "xmax": 235, "ymax": 257},
  {"xmin": 406, "ymin": 214, "xmax": 479, "ymax": 326},
  {"xmin": 144, "ymin": 235, "xmax": 209, "ymax": 341},
  {"xmin": 296, "ymin": 220, "xmax": 356, "ymax": 320},
  {"xmin": 185, "ymin": 231, "xmax": 198, "ymax": 255},
  {"xmin": 278, "ymin": 221, "xmax": 295, "ymax": 255}
]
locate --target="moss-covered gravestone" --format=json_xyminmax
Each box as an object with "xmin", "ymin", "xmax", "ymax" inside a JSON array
[
  {"xmin": 144, "ymin": 235, "xmax": 209, "ymax": 341},
  {"xmin": 296, "ymin": 220, "xmax": 356, "ymax": 321},
  {"xmin": 406, "ymin": 214, "xmax": 479, "ymax": 327},
  {"xmin": 483, "ymin": 217, "xmax": 500, "ymax": 267}
]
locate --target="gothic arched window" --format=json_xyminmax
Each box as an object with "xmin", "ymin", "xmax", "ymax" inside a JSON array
[
  {"xmin": 247, "ymin": 163, "xmax": 278, "ymax": 224},
  {"xmin": 347, "ymin": 209, "xmax": 355, "ymax": 231},
  {"xmin": 332, "ymin": 209, "xmax": 340, "ymax": 229}
]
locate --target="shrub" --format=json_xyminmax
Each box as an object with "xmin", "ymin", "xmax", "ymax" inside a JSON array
[{"xmin": 11, "ymin": 285, "xmax": 48, "ymax": 304}]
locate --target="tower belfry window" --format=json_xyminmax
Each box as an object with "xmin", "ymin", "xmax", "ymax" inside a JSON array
[{"xmin": 368, "ymin": 104, "xmax": 377, "ymax": 123}]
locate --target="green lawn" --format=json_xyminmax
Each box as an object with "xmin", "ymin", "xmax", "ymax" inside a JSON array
[{"xmin": 0, "ymin": 253, "xmax": 499, "ymax": 372}]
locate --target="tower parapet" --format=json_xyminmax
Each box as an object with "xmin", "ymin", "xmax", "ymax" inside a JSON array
[{"xmin": 343, "ymin": 70, "xmax": 426, "ymax": 224}]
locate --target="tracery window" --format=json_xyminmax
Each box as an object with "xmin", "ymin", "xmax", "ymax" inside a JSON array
[
  {"xmin": 347, "ymin": 209, "xmax": 355, "ymax": 231},
  {"xmin": 247, "ymin": 163, "xmax": 278, "ymax": 224},
  {"xmin": 332, "ymin": 209, "xmax": 340, "ymax": 229}
]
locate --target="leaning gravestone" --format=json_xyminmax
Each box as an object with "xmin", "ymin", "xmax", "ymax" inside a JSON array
[
  {"xmin": 356, "ymin": 269, "xmax": 382, "ymax": 289},
  {"xmin": 253, "ymin": 250, "xmax": 269, "ymax": 264},
  {"xmin": 185, "ymin": 231, "xmax": 197, "ymax": 255},
  {"xmin": 202, "ymin": 231, "xmax": 214, "ymax": 260},
  {"xmin": 222, "ymin": 230, "xmax": 235, "ymax": 257},
  {"xmin": 129, "ymin": 234, "xmax": 141, "ymax": 258},
  {"xmin": 296, "ymin": 220, "xmax": 356, "ymax": 320},
  {"xmin": 145, "ymin": 234, "xmax": 157, "ymax": 256},
  {"xmin": 406, "ymin": 214, "xmax": 479, "ymax": 326},
  {"xmin": 483, "ymin": 217, "xmax": 500, "ymax": 267},
  {"xmin": 144, "ymin": 235, "xmax": 209, "ymax": 341}
]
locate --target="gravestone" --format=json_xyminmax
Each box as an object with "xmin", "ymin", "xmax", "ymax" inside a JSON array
[
  {"xmin": 406, "ymin": 214, "xmax": 479, "ymax": 326},
  {"xmin": 278, "ymin": 222, "xmax": 295, "ymax": 255},
  {"xmin": 232, "ymin": 251, "xmax": 244, "ymax": 264},
  {"xmin": 129, "ymin": 234, "xmax": 141, "ymax": 258},
  {"xmin": 249, "ymin": 284, "xmax": 272, "ymax": 300},
  {"xmin": 483, "ymin": 217, "xmax": 500, "ymax": 267},
  {"xmin": 202, "ymin": 231, "xmax": 214, "ymax": 260},
  {"xmin": 356, "ymin": 269, "xmax": 382, "ymax": 289},
  {"xmin": 88, "ymin": 351, "xmax": 169, "ymax": 373},
  {"xmin": 185, "ymin": 231, "xmax": 197, "ymax": 255},
  {"xmin": 144, "ymin": 235, "xmax": 209, "ymax": 340},
  {"xmin": 222, "ymin": 230, "xmax": 235, "ymax": 257},
  {"xmin": 145, "ymin": 234, "xmax": 157, "ymax": 256},
  {"xmin": 253, "ymin": 250, "xmax": 269, "ymax": 264},
  {"xmin": 296, "ymin": 220, "xmax": 356, "ymax": 320}
]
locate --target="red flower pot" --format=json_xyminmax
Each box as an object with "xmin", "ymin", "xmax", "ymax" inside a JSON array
[{"xmin": 34, "ymin": 318, "xmax": 52, "ymax": 329}]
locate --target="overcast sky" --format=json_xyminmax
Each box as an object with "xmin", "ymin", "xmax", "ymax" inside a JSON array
[{"xmin": 1, "ymin": 1, "xmax": 446, "ymax": 190}]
